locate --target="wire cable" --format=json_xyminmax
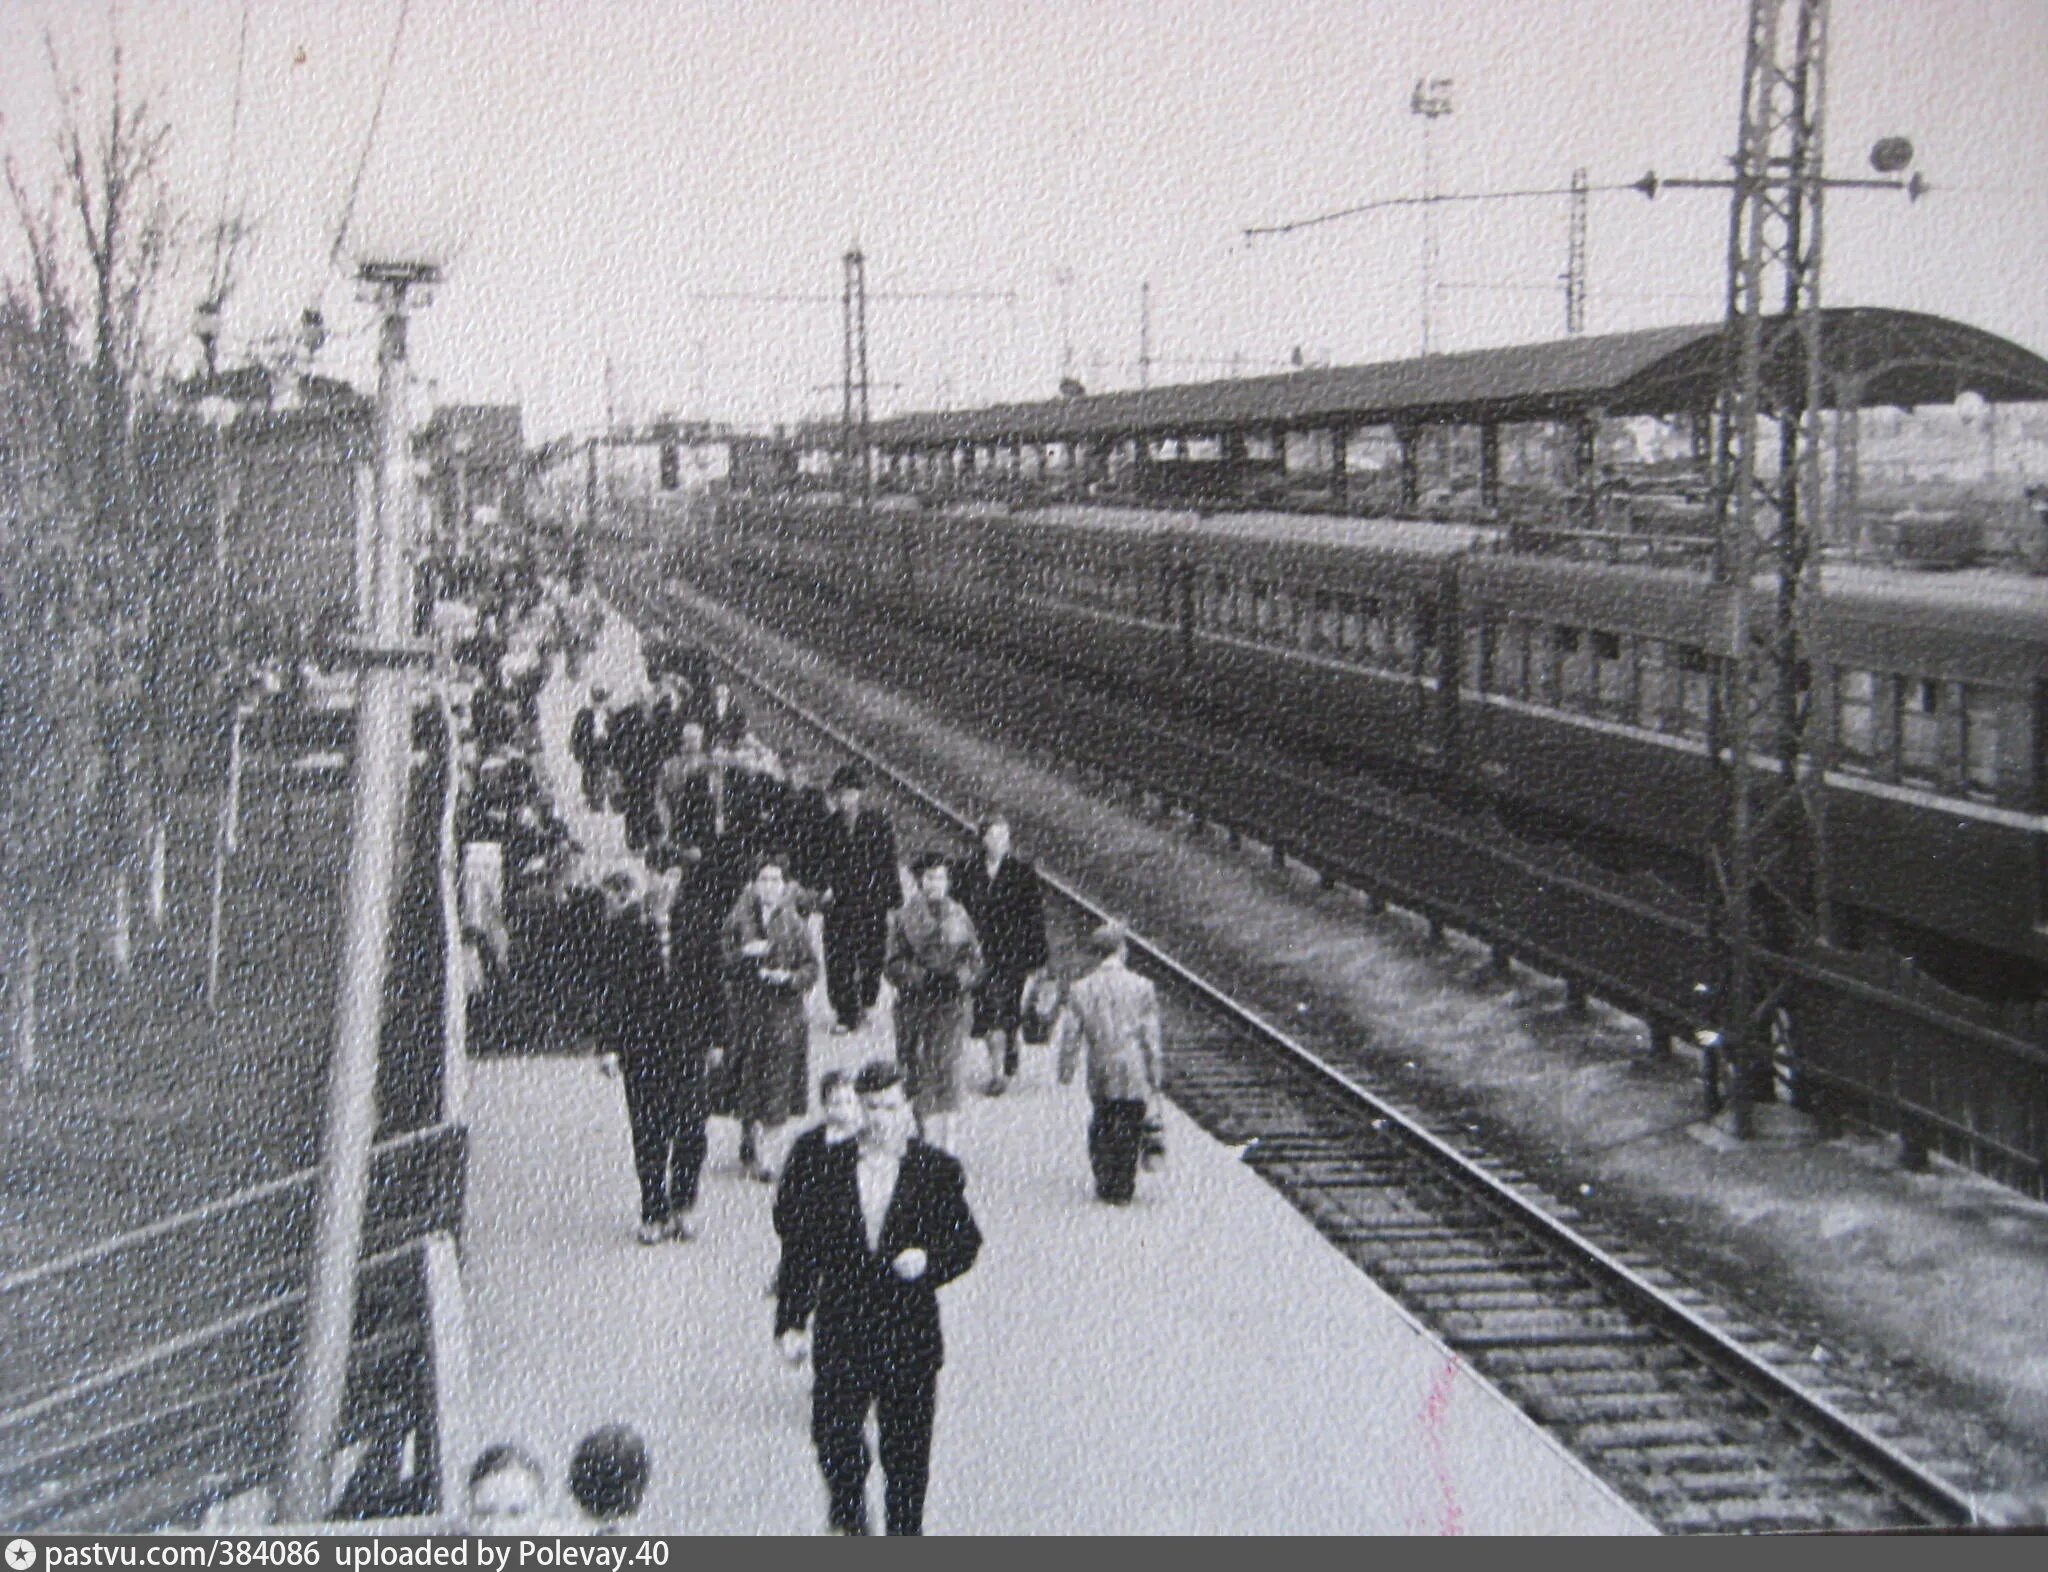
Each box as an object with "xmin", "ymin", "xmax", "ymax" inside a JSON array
[
  {"xmin": 1243, "ymin": 179, "xmax": 1649, "ymax": 241},
  {"xmin": 207, "ymin": 0, "xmax": 252, "ymax": 305},
  {"xmin": 326, "ymin": 0, "xmax": 412, "ymax": 275}
]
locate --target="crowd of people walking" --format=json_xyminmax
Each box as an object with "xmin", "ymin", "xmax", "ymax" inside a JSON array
[{"xmin": 438, "ymin": 556, "xmax": 1167, "ymax": 1532}]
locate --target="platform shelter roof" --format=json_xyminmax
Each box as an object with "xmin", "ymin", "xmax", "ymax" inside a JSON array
[{"xmin": 860, "ymin": 308, "xmax": 2048, "ymax": 448}]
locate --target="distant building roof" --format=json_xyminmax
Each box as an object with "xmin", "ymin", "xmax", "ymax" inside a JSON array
[
  {"xmin": 847, "ymin": 308, "xmax": 2048, "ymax": 448},
  {"xmin": 420, "ymin": 403, "xmax": 525, "ymax": 467}
]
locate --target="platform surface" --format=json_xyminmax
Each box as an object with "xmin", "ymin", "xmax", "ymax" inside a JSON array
[{"xmin": 455, "ymin": 604, "xmax": 1651, "ymax": 1535}]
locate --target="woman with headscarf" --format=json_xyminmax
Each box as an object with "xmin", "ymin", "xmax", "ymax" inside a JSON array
[
  {"xmin": 720, "ymin": 856, "xmax": 819, "ymax": 1181},
  {"xmin": 883, "ymin": 852, "xmax": 986, "ymax": 1153}
]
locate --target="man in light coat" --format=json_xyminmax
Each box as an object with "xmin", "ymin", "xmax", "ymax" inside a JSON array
[{"xmin": 1055, "ymin": 922, "xmax": 1163, "ymax": 1205}]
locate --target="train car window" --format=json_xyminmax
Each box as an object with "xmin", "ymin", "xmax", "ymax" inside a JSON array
[
  {"xmin": 1592, "ymin": 630, "xmax": 1629, "ymax": 718},
  {"xmin": 1676, "ymin": 646, "xmax": 1714, "ymax": 734},
  {"xmin": 1637, "ymin": 640, "xmax": 1670, "ymax": 730},
  {"xmin": 1835, "ymin": 669, "xmax": 1877, "ymax": 768},
  {"xmin": 1558, "ymin": 625, "xmax": 1595, "ymax": 710},
  {"xmin": 1962, "ymin": 684, "xmax": 2005, "ymax": 795},
  {"xmin": 1493, "ymin": 618, "xmax": 1529, "ymax": 699},
  {"xmin": 1461, "ymin": 618, "xmax": 1487, "ymax": 695},
  {"xmin": 1272, "ymin": 586, "xmax": 1296, "ymax": 645},
  {"xmin": 1359, "ymin": 597, "xmax": 1389, "ymax": 664},
  {"xmin": 1314, "ymin": 590, "xmax": 1338, "ymax": 652},
  {"xmin": 1252, "ymin": 580, "xmax": 1274, "ymax": 637},
  {"xmin": 1390, "ymin": 602, "xmax": 1419, "ymax": 667},
  {"xmin": 1338, "ymin": 595, "xmax": 1364, "ymax": 658},
  {"xmin": 1898, "ymin": 677, "xmax": 1943, "ymax": 785}
]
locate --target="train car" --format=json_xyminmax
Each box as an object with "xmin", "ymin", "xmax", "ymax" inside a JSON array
[
  {"xmin": 1443, "ymin": 550, "xmax": 2048, "ymax": 988},
  {"xmin": 707, "ymin": 486, "xmax": 2046, "ymax": 999},
  {"xmin": 1810, "ymin": 573, "xmax": 2047, "ymax": 985},
  {"xmin": 1174, "ymin": 513, "xmax": 1489, "ymax": 769},
  {"xmin": 1458, "ymin": 553, "xmax": 1730, "ymax": 857},
  {"xmin": 978, "ymin": 507, "xmax": 1185, "ymax": 690}
]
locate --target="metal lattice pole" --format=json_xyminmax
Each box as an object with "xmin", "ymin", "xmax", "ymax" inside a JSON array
[
  {"xmin": 1708, "ymin": 0, "xmax": 1831, "ymax": 1134},
  {"xmin": 1564, "ymin": 166, "xmax": 1590, "ymax": 336}
]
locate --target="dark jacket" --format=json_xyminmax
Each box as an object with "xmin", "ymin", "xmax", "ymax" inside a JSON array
[
  {"xmin": 774, "ymin": 785, "xmax": 835, "ymax": 894},
  {"xmin": 569, "ymin": 705, "xmax": 611, "ymax": 772},
  {"xmin": 587, "ymin": 906, "xmax": 669, "ymax": 1057},
  {"xmin": 771, "ymin": 1122, "xmax": 858, "ymax": 1303},
  {"xmin": 818, "ymin": 807, "xmax": 901, "ymax": 918},
  {"xmin": 952, "ymin": 854, "xmax": 1049, "ymax": 981},
  {"xmin": 774, "ymin": 1140, "xmax": 981, "ymax": 1378}
]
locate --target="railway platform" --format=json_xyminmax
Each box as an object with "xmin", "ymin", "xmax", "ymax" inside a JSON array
[
  {"xmin": 460, "ymin": 1034, "xmax": 1650, "ymax": 1534},
  {"xmin": 456, "ymin": 601, "xmax": 1650, "ymax": 1534}
]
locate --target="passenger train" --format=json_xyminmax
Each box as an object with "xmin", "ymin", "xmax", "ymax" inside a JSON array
[{"xmin": 702, "ymin": 491, "xmax": 2048, "ymax": 1007}]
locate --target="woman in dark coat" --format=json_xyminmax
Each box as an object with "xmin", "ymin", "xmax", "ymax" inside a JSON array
[
  {"xmin": 719, "ymin": 856, "xmax": 819, "ymax": 1181},
  {"xmin": 952, "ymin": 815, "xmax": 1049, "ymax": 1095},
  {"xmin": 884, "ymin": 852, "xmax": 985, "ymax": 1153}
]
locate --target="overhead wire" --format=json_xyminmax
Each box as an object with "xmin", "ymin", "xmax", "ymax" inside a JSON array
[
  {"xmin": 326, "ymin": 0, "xmax": 413, "ymax": 275},
  {"xmin": 206, "ymin": 0, "xmax": 252, "ymax": 307},
  {"xmin": 1242, "ymin": 179, "xmax": 1650, "ymax": 241},
  {"xmin": 298, "ymin": 0, "xmax": 412, "ymax": 339}
]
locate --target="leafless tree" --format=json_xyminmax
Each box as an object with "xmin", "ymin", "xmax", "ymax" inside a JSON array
[{"xmin": 2, "ymin": 28, "xmax": 218, "ymax": 1077}]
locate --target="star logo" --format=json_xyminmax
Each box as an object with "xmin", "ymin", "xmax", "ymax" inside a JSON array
[{"xmin": 6, "ymin": 1539, "xmax": 37, "ymax": 1569}]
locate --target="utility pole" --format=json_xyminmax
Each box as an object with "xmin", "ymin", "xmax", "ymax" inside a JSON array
[
  {"xmin": 1624, "ymin": 4, "xmax": 1922, "ymax": 1134},
  {"xmin": 282, "ymin": 258, "xmax": 438, "ymax": 1520},
  {"xmin": 842, "ymin": 247, "xmax": 871, "ymax": 511},
  {"xmin": 1055, "ymin": 267, "xmax": 1076, "ymax": 383},
  {"xmin": 1411, "ymin": 76, "xmax": 1454, "ymax": 356},
  {"xmin": 603, "ymin": 356, "xmax": 619, "ymax": 511},
  {"xmin": 1564, "ymin": 166, "xmax": 1590, "ymax": 335},
  {"xmin": 1138, "ymin": 281, "xmax": 1153, "ymax": 390},
  {"xmin": 689, "ymin": 258, "xmax": 1010, "ymax": 501},
  {"xmin": 1704, "ymin": 0, "xmax": 1832, "ymax": 1134}
]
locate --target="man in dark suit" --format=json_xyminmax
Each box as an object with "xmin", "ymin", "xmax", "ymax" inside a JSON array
[
  {"xmin": 816, "ymin": 766, "xmax": 901, "ymax": 1033},
  {"xmin": 590, "ymin": 865, "xmax": 710, "ymax": 1243},
  {"xmin": 569, "ymin": 686, "xmax": 614, "ymax": 811},
  {"xmin": 771, "ymin": 1069, "xmax": 863, "ymax": 1302},
  {"xmin": 775, "ymin": 1060, "xmax": 981, "ymax": 1536}
]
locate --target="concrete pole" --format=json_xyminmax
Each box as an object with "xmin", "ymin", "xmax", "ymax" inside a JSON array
[{"xmin": 281, "ymin": 264, "xmax": 435, "ymax": 1522}]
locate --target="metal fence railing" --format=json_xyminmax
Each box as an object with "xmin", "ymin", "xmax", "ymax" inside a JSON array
[{"xmin": 1, "ymin": 686, "xmax": 475, "ymax": 1532}]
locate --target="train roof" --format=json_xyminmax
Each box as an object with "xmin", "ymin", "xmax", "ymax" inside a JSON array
[
  {"xmin": 856, "ymin": 309, "xmax": 2048, "ymax": 446},
  {"xmin": 1006, "ymin": 502, "xmax": 1500, "ymax": 555},
  {"xmin": 1467, "ymin": 549, "xmax": 2047, "ymax": 649}
]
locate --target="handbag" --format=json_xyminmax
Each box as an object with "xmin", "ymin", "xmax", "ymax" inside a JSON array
[
  {"xmin": 1018, "ymin": 970, "xmax": 1063, "ymax": 1045},
  {"xmin": 1140, "ymin": 1102, "xmax": 1167, "ymax": 1170}
]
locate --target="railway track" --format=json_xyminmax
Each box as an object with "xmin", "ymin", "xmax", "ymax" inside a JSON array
[{"xmin": 607, "ymin": 566, "xmax": 1986, "ymax": 1533}]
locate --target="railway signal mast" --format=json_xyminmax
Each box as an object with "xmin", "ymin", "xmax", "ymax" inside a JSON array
[
  {"xmin": 689, "ymin": 260, "xmax": 1013, "ymax": 512},
  {"xmin": 1411, "ymin": 76, "xmax": 1454, "ymax": 356},
  {"xmin": 1706, "ymin": 0, "xmax": 1836, "ymax": 1134},
  {"xmin": 1563, "ymin": 167, "xmax": 1589, "ymax": 335},
  {"xmin": 1681, "ymin": 0, "xmax": 1922, "ymax": 1134}
]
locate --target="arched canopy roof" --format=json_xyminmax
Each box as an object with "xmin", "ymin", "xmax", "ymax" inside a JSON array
[{"xmin": 855, "ymin": 309, "xmax": 2048, "ymax": 449}]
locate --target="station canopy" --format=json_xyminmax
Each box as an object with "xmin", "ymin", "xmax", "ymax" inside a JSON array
[{"xmin": 862, "ymin": 308, "xmax": 2048, "ymax": 448}]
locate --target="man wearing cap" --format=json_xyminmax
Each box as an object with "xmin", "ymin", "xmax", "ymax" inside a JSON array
[
  {"xmin": 1055, "ymin": 924, "xmax": 1164, "ymax": 1205},
  {"xmin": 817, "ymin": 765, "xmax": 901, "ymax": 1034}
]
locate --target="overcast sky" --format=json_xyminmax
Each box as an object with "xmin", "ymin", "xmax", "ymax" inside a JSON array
[{"xmin": 3, "ymin": 0, "xmax": 2043, "ymax": 441}]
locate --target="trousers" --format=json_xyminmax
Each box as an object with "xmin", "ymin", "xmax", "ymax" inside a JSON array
[
  {"xmin": 811, "ymin": 1363, "xmax": 938, "ymax": 1536},
  {"xmin": 824, "ymin": 908, "xmax": 888, "ymax": 1028},
  {"xmin": 1088, "ymin": 1097, "xmax": 1148, "ymax": 1203},
  {"xmin": 621, "ymin": 1058, "xmax": 707, "ymax": 1224}
]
